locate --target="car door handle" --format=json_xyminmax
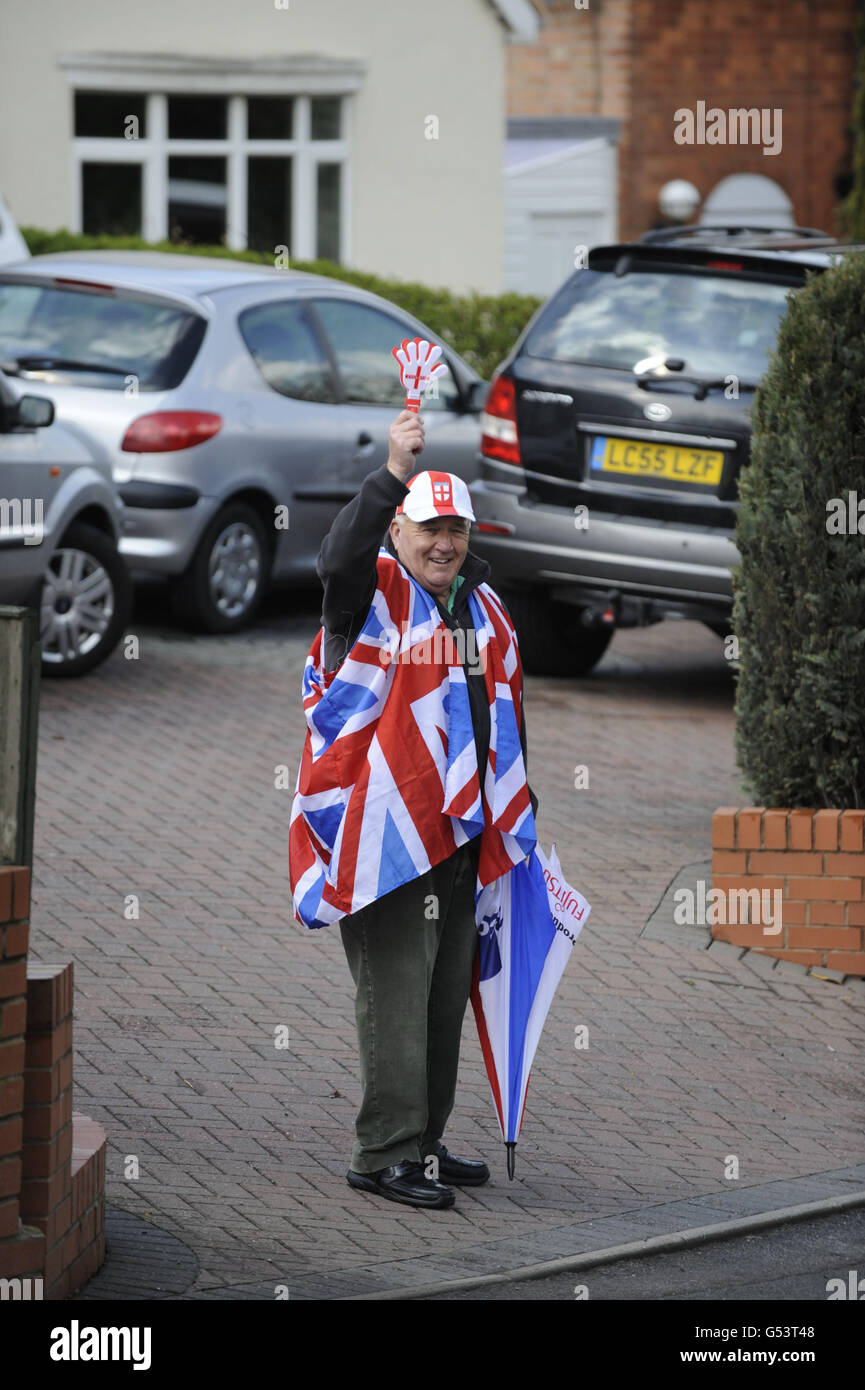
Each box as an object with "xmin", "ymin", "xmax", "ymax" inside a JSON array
[{"xmin": 354, "ymin": 431, "xmax": 376, "ymax": 459}]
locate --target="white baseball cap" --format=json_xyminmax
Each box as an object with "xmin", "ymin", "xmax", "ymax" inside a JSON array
[{"xmin": 395, "ymin": 470, "xmax": 475, "ymax": 524}]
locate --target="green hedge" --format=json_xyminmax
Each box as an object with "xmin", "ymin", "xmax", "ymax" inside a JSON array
[
  {"xmin": 20, "ymin": 227, "xmax": 542, "ymax": 383},
  {"xmin": 732, "ymin": 250, "xmax": 865, "ymax": 808}
]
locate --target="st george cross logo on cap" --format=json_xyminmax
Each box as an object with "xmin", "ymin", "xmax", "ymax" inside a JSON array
[{"xmin": 395, "ymin": 471, "xmax": 476, "ymax": 523}]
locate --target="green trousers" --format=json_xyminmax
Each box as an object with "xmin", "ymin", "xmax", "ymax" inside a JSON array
[{"xmin": 339, "ymin": 837, "xmax": 481, "ymax": 1174}]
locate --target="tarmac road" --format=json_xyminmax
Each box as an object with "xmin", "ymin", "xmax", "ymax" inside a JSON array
[{"xmin": 422, "ymin": 1206, "xmax": 865, "ymax": 1300}]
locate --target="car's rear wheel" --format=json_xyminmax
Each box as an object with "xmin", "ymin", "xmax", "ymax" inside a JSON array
[
  {"xmin": 170, "ymin": 502, "xmax": 269, "ymax": 633},
  {"xmin": 500, "ymin": 589, "xmax": 614, "ymax": 677},
  {"xmin": 39, "ymin": 523, "xmax": 131, "ymax": 678}
]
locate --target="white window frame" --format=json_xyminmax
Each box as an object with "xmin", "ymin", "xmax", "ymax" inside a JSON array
[{"xmin": 61, "ymin": 53, "xmax": 362, "ymax": 261}]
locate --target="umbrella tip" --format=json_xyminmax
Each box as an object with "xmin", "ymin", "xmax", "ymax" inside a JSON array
[{"xmin": 506, "ymin": 1142, "xmax": 516, "ymax": 1180}]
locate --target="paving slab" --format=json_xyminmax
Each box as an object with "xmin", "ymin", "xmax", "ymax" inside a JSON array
[{"xmin": 29, "ymin": 600, "xmax": 864, "ymax": 1301}]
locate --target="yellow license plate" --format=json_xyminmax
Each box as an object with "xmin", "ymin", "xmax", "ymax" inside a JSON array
[{"xmin": 589, "ymin": 435, "xmax": 724, "ymax": 486}]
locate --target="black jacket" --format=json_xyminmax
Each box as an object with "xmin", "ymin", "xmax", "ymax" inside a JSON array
[{"xmin": 315, "ymin": 463, "xmax": 538, "ymax": 818}]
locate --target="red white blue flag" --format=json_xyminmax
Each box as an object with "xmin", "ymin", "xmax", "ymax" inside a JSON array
[{"xmin": 289, "ymin": 551, "xmax": 536, "ymax": 928}]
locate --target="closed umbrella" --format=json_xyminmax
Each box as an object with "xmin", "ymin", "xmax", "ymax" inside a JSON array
[{"xmin": 470, "ymin": 842, "xmax": 590, "ymax": 1178}]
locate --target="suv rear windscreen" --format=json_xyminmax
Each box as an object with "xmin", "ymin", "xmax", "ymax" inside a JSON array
[
  {"xmin": 0, "ymin": 281, "xmax": 206, "ymax": 389},
  {"xmin": 523, "ymin": 267, "xmax": 793, "ymax": 385}
]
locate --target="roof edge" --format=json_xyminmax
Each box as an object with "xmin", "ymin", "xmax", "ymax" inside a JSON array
[
  {"xmin": 488, "ymin": 0, "xmax": 541, "ymax": 42},
  {"xmin": 508, "ymin": 116, "xmax": 621, "ymax": 141}
]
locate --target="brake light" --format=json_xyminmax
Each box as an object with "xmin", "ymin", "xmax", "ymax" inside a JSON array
[
  {"xmin": 121, "ymin": 411, "xmax": 222, "ymax": 453},
  {"xmin": 704, "ymin": 261, "xmax": 743, "ymax": 271},
  {"xmin": 53, "ymin": 277, "xmax": 115, "ymax": 293},
  {"xmin": 480, "ymin": 373, "xmax": 521, "ymax": 465}
]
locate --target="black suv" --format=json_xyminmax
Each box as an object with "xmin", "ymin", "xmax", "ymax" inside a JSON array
[{"xmin": 469, "ymin": 226, "xmax": 859, "ymax": 675}]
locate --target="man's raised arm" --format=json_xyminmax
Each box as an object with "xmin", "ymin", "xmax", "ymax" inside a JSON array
[{"xmin": 316, "ymin": 411, "xmax": 423, "ymax": 671}]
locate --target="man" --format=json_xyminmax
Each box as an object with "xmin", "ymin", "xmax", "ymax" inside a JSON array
[{"xmin": 289, "ymin": 408, "xmax": 538, "ymax": 1210}]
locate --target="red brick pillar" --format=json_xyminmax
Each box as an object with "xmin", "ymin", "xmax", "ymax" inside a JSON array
[
  {"xmin": 20, "ymin": 961, "xmax": 75, "ymax": 1295},
  {"xmin": 1, "ymin": 862, "xmax": 107, "ymax": 1299},
  {"xmin": 0, "ymin": 864, "xmax": 45, "ymax": 1285},
  {"xmin": 18, "ymin": 958, "xmax": 107, "ymax": 1298}
]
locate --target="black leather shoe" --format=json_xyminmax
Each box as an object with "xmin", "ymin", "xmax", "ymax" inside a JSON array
[
  {"xmin": 429, "ymin": 1142, "xmax": 490, "ymax": 1186},
  {"xmin": 346, "ymin": 1160, "xmax": 455, "ymax": 1209}
]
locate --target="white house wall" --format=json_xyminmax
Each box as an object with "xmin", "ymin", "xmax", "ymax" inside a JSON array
[{"xmin": 0, "ymin": 0, "xmax": 510, "ymax": 293}]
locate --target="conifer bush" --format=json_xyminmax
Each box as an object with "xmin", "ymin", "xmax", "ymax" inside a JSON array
[{"xmin": 733, "ymin": 251, "xmax": 865, "ymax": 808}]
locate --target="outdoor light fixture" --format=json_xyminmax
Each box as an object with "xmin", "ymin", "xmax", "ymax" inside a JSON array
[{"xmin": 658, "ymin": 178, "xmax": 701, "ymax": 223}]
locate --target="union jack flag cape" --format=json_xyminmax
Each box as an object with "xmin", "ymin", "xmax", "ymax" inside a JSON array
[{"xmin": 289, "ymin": 550, "xmax": 537, "ymax": 928}]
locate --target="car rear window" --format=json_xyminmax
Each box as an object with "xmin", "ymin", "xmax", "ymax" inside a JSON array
[
  {"xmin": 0, "ymin": 280, "xmax": 206, "ymax": 389},
  {"xmin": 523, "ymin": 267, "xmax": 793, "ymax": 384}
]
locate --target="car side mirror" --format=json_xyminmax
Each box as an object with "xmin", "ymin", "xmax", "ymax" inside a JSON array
[
  {"xmin": 463, "ymin": 379, "xmax": 489, "ymax": 413},
  {"xmin": 15, "ymin": 394, "xmax": 55, "ymax": 428}
]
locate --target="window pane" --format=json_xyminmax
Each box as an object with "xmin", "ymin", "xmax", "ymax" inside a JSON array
[
  {"xmin": 247, "ymin": 157, "xmax": 292, "ymax": 256},
  {"xmin": 311, "ymin": 97, "xmax": 341, "ymax": 140},
  {"xmin": 248, "ymin": 97, "xmax": 294, "ymax": 139},
  {"xmin": 82, "ymin": 162, "xmax": 142, "ymax": 236},
  {"xmin": 312, "ymin": 299, "xmax": 458, "ymax": 410},
  {"xmin": 239, "ymin": 301, "xmax": 338, "ymax": 403},
  {"xmin": 168, "ymin": 96, "xmax": 227, "ymax": 139},
  {"xmin": 0, "ymin": 282, "xmax": 205, "ymax": 390},
  {"xmin": 316, "ymin": 163, "xmax": 340, "ymax": 262},
  {"xmin": 75, "ymin": 91, "xmax": 146, "ymax": 138},
  {"xmin": 168, "ymin": 156, "xmax": 226, "ymax": 244}
]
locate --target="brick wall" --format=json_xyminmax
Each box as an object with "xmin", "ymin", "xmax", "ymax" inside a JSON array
[
  {"xmin": 507, "ymin": 0, "xmax": 856, "ymax": 241},
  {"xmin": 508, "ymin": 0, "xmax": 632, "ymax": 119},
  {"xmin": 0, "ymin": 864, "xmax": 106, "ymax": 1299},
  {"xmin": 0, "ymin": 865, "xmax": 44, "ymax": 1284},
  {"xmin": 625, "ymin": 0, "xmax": 856, "ymax": 239},
  {"xmin": 712, "ymin": 808, "xmax": 865, "ymax": 975}
]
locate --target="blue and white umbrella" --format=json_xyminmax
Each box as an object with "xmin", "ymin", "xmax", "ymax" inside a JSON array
[{"xmin": 470, "ymin": 843, "xmax": 590, "ymax": 1177}]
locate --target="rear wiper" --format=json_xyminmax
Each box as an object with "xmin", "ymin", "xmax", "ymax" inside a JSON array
[
  {"xmin": 690, "ymin": 377, "xmax": 759, "ymax": 400},
  {"xmin": 635, "ymin": 367, "xmax": 760, "ymax": 400},
  {"xmin": 4, "ymin": 355, "xmax": 131, "ymax": 376}
]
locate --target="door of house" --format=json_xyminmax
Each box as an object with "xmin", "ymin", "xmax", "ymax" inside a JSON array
[{"xmin": 527, "ymin": 210, "xmax": 608, "ymax": 297}]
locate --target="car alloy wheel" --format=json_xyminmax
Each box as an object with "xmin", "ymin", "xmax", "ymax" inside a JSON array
[
  {"xmin": 207, "ymin": 519, "xmax": 262, "ymax": 620},
  {"xmin": 171, "ymin": 502, "xmax": 270, "ymax": 633},
  {"xmin": 39, "ymin": 522, "xmax": 131, "ymax": 678},
  {"xmin": 41, "ymin": 547, "xmax": 114, "ymax": 663}
]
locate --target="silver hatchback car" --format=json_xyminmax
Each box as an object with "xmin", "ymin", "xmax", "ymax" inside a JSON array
[
  {"xmin": 0, "ymin": 366, "xmax": 131, "ymax": 676},
  {"xmin": 0, "ymin": 251, "xmax": 488, "ymax": 631}
]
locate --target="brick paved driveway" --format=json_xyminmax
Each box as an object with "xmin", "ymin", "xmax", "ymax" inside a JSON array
[{"xmin": 28, "ymin": 586, "xmax": 865, "ymax": 1297}]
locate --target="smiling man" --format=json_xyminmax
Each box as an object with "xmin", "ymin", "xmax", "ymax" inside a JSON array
[
  {"xmin": 290, "ymin": 409, "xmax": 538, "ymax": 1210},
  {"xmin": 390, "ymin": 480, "xmax": 470, "ymax": 597}
]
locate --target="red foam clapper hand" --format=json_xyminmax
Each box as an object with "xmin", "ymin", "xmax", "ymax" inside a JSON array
[{"xmin": 391, "ymin": 337, "xmax": 449, "ymax": 413}]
